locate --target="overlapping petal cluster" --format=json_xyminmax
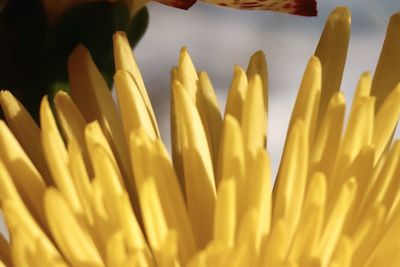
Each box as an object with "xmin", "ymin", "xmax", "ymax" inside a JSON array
[{"xmin": 0, "ymin": 7, "xmax": 399, "ymax": 267}]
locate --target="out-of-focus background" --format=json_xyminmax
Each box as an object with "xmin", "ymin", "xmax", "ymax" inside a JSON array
[
  {"xmin": 136, "ymin": 0, "xmax": 400, "ymax": 176},
  {"xmin": 1, "ymin": 0, "xmax": 400, "ymax": 238}
]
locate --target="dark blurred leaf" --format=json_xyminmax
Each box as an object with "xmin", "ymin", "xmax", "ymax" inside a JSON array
[{"xmin": 0, "ymin": 1, "xmax": 148, "ymax": 118}]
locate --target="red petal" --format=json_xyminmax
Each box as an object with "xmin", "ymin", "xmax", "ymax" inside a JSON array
[
  {"xmin": 202, "ymin": 0, "xmax": 317, "ymax": 16},
  {"xmin": 156, "ymin": 0, "xmax": 197, "ymax": 10}
]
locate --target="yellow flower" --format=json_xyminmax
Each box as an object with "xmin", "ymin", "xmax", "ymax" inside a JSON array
[{"xmin": 0, "ymin": 6, "xmax": 399, "ymax": 267}]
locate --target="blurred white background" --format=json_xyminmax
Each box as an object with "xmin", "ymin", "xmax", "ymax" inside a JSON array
[{"xmin": 1, "ymin": 0, "xmax": 400, "ymax": 238}]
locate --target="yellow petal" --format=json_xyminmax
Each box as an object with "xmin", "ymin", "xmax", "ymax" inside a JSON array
[
  {"xmin": 106, "ymin": 231, "xmax": 127, "ymax": 267},
  {"xmin": 139, "ymin": 178, "xmax": 169, "ymax": 252},
  {"xmin": 331, "ymin": 96, "xmax": 374, "ymax": 191},
  {"xmin": 224, "ymin": 66, "xmax": 248, "ymax": 122},
  {"xmin": 373, "ymin": 83, "xmax": 400, "ymax": 161},
  {"xmin": 364, "ymin": 211, "xmax": 400, "ymax": 267},
  {"xmin": 360, "ymin": 142, "xmax": 400, "ymax": 218},
  {"xmin": 196, "ymin": 71, "xmax": 222, "ymax": 172},
  {"xmin": 3, "ymin": 200, "xmax": 59, "ymax": 260},
  {"xmin": 342, "ymin": 146, "xmax": 375, "ymax": 232},
  {"xmin": 44, "ymin": 188, "xmax": 104, "ymax": 266},
  {"xmin": 260, "ymin": 218, "xmax": 290, "ymax": 265},
  {"xmin": 89, "ymin": 178, "xmax": 116, "ymax": 256},
  {"xmin": 113, "ymin": 32, "xmax": 160, "ymax": 137},
  {"xmin": 241, "ymin": 75, "xmax": 266, "ymax": 156},
  {"xmin": 171, "ymin": 69, "xmax": 185, "ymax": 193},
  {"xmin": 286, "ymin": 172, "xmax": 326, "ymax": 263},
  {"xmin": 315, "ymin": 7, "xmax": 351, "ymax": 122},
  {"xmin": 9, "ymin": 225, "xmax": 36, "ymax": 267},
  {"xmin": 85, "ymin": 122, "xmax": 126, "ymax": 194},
  {"xmin": 351, "ymin": 205, "xmax": 385, "ymax": 267},
  {"xmin": 153, "ymin": 140, "xmax": 197, "ymax": 263},
  {"xmin": 130, "ymin": 130, "xmax": 197, "ymax": 263},
  {"xmin": 156, "ymin": 230, "xmax": 180, "ymax": 267},
  {"xmin": 213, "ymin": 178, "xmax": 236, "ymax": 248},
  {"xmin": 217, "ymin": 115, "xmax": 246, "ymax": 223},
  {"xmin": 329, "ymin": 236, "xmax": 352, "ymax": 267},
  {"xmin": 0, "ymin": 159, "xmax": 24, "ymax": 207},
  {"xmin": 317, "ymin": 178, "xmax": 357, "ymax": 267},
  {"xmin": 67, "ymin": 138, "xmax": 94, "ymax": 225},
  {"xmin": 0, "ymin": 121, "xmax": 46, "ymax": 227},
  {"xmin": 173, "ymin": 80, "xmax": 216, "ymax": 248},
  {"xmin": 245, "ymin": 149, "xmax": 271, "ymax": 239},
  {"xmin": 0, "ymin": 91, "xmax": 51, "ymax": 183},
  {"xmin": 41, "ymin": 96, "xmax": 83, "ymax": 214},
  {"xmin": 114, "ymin": 69, "xmax": 158, "ymax": 140},
  {"xmin": 354, "ymin": 72, "xmax": 372, "ymax": 99},
  {"xmin": 246, "ymin": 50, "xmax": 268, "ymax": 114},
  {"xmin": 176, "ymin": 47, "xmax": 199, "ymax": 102},
  {"xmin": 90, "ymin": 144, "xmax": 124, "ymax": 229},
  {"xmin": 310, "ymin": 92, "xmax": 345, "ymax": 182},
  {"xmin": 288, "ymin": 56, "xmax": 321, "ymax": 143},
  {"xmin": 68, "ymin": 44, "xmax": 132, "ymax": 192},
  {"xmin": 217, "ymin": 115, "xmax": 244, "ymax": 184},
  {"xmin": 371, "ymin": 12, "xmax": 400, "ymax": 110},
  {"xmin": 234, "ymin": 209, "xmax": 258, "ymax": 261},
  {"xmin": 54, "ymin": 91, "xmax": 93, "ymax": 176},
  {"xmin": 116, "ymin": 192, "xmax": 149, "ymax": 254},
  {"xmin": 343, "ymin": 97, "xmax": 375, "ymax": 158},
  {"xmin": 273, "ymin": 120, "xmax": 308, "ymax": 239},
  {"xmin": 54, "ymin": 91, "xmax": 87, "ymax": 143}
]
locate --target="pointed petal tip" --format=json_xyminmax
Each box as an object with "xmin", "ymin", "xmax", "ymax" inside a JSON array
[
  {"xmin": 40, "ymin": 95, "xmax": 49, "ymax": 108},
  {"xmin": 68, "ymin": 44, "xmax": 90, "ymax": 67},
  {"xmin": 252, "ymin": 50, "xmax": 265, "ymax": 58},
  {"xmin": 54, "ymin": 90, "xmax": 69, "ymax": 99},
  {"xmin": 233, "ymin": 65, "xmax": 246, "ymax": 79},
  {"xmin": 113, "ymin": 31, "xmax": 128, "ymax": 40},
  {"xmin": 113, "ymin": 31, "xmax": 131, "ymax": 53},
  {"xmin": 329, "ymin": 6, "xmax": 351, "ymax": 22},
  {"xmin": 0, "ymin": 91, "xmax": 14, "ymax": 115},
  {"xmin": 331, "ymin": 91, "xmax": 346, "ymax": 104},
  {"xmin": 180, "ymin": 46, "xmax": 189, "ymax": 56},
  {"xmin": 361, "ymin": 71, "xmax": 372, "ymax": 79},
  {"xmin": 309, "ymin": 55, "xmax": 322, "ymax": 68},
  {"xmin": 391, "ymin": 11, "xmax": 400, "ymax": 22}
]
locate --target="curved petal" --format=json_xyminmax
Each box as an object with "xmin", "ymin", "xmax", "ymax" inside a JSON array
[
  {"xmin": 156, "ymin": 0, "xmax": 197, "ymax": 10},
  {"xmin": 202, "ymin": 0, "xmax": 317, "ymax": 16}
]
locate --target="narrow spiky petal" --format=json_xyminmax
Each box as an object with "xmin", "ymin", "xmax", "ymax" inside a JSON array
[
  {"xmin": 173, "ymin": 80, "xmax": 216, "ymax": 248},
  {"xmin": 315, "ymin": 7, "xmax": 350, "ymax": 124},
  {"xmin": 0, "ymin": 8, "xmax": 399, "ymax": 267},
  {"xmin": 371, "ymin": 13, "xmax": 400, "ymax": 110},
  {"xmin": 68, "ymin": 45, "xmax": 133, "ymax": 193},
  {"xmin": 224, "ymin": 66, "xmax": 248, "ymax": 122},
  {"xmin": 113, "ymin": 32, "xmax": 160, "ymax": 138},
  {"xmin": 0, "ymin": 91, "xmax": 51, "ymax": 184}
]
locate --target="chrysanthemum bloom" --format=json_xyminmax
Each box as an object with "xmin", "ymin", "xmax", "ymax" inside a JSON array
[{"xmin": 0, "ymin": 7, "xmax": 399, "ymax": 267}]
